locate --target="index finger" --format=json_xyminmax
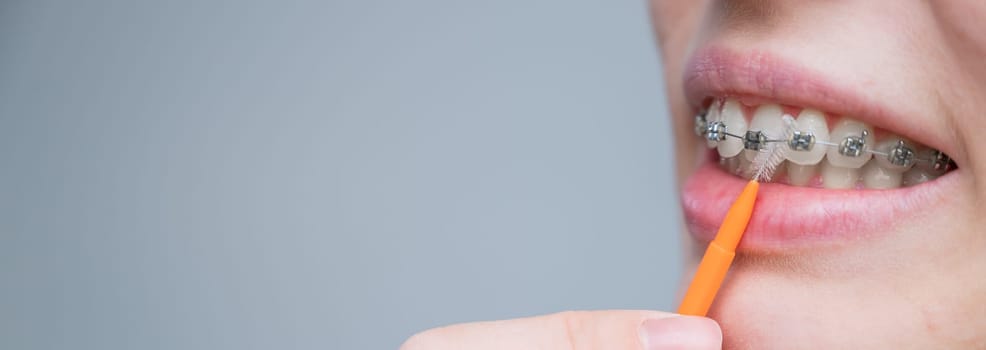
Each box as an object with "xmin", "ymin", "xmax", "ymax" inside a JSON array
[{"xmin": 400, "ymin": 310, "xmax": 721, "ymax": 350}]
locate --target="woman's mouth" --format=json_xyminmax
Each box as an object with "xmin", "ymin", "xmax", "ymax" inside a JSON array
[
  {"xmin": 698, "ymin": 98, "xmax": 954, "ymax": 189},
  {"xmin": 680, "ymin": 47, "xmax": 960, "ymax": 252}
]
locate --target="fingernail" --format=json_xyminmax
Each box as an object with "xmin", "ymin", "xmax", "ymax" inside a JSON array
[{"xmin": 639, "ymin": 316, "xmax": 722, "ymax": 350}]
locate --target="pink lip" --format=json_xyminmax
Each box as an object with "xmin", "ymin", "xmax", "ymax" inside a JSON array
[
  {"xmin": 683, "ymin": 156, "xmax": 955, "ymax": 252},
  {"xmin": 683, "ymin": 47, "xmax": 955, "ymax": 157},
  {"xmin": 681, "ymin": 47, "xmax": 958, "ymax": 252}
]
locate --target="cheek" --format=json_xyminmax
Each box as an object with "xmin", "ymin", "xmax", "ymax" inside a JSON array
[
  {"xmin": 934, "ymin": 1, "xmax": 986, "ymax": 60},
  {"xmin": 650, "ymin": 0, "xmax": 708, "ymax": 55},
  {"xmin": 930, "ymin": 3, "xmax": 986, "ymax": 190},
  {"xmin": 650, "ymin": 1, "xmax": 709, "ymax": 185}
]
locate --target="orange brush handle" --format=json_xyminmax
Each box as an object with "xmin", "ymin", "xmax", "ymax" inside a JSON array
[{"xmin": 678, "ymin": 180, "xmax": 759, "ymax": 316}]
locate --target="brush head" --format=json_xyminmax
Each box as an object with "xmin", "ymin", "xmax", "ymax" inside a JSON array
[{"xmin": 746, "ymin": 114, "xmax": 797, "ymax": 182}]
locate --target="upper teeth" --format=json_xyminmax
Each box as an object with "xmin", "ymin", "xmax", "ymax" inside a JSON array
[
  {"xmin": 743, "ymin": 104, "xmax": 785, "ymax": 161},
  {"xmin": 827, "ymin": 119, "xmax": 873, "ymax": 168},
  {"xmin": 695, "ymin": 97, "xmax": 955, "ymax": 189},
  {"xmin": 717, "ymin": 99, "xmax": 746, "ymax": 158},
  {"xmin": 787, "ymin": 109, "xmax": 828, "ymax": 165}
]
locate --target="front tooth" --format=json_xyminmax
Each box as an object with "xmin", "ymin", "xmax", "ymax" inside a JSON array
[
  {"xmin": 706, "ymin": 100, "xmax": 723, "ymax": 148},
  {"xmin": 821, "ymin": 158, "xmax": 860, "ymax": 189},
  {"xmin": 743, "ymin": 104, "xmax": 784, "ymax": 161},
  {"xmin": 861, "ymin": 159, "xmax": 903, "ymax": 189},
  {"xmin": 717, "ymin": 99, "xmax": 746, "ymax": 157},
  {"xmin": 826, "ymin": 118, "xmax": 873, "ymax": 168},
  {"xmin": 786, "ymin": 109, "xmax": 829, "ymax": 165},
  {"xmin": 787, "ymin": 163, "xmax": 818, "ymax": 186}
]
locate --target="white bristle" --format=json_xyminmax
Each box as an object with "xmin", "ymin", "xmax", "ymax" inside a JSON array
[{"xmin": 748, "ymin": 114, "xmax": 797, "ymax": 182}]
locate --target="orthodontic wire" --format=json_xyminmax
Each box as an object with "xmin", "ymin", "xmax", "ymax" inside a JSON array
[{"xmin": 694, "ymin": 106, "xmax": 955, "ymax": 172}]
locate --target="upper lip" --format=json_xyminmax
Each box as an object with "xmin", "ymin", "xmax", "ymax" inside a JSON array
[{"xmin": 682, "ymin": 46, "xmax": 956, "ymax": 159}]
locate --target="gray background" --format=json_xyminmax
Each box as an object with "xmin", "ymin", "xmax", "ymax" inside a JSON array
[{"xmin": 0, "ymin": 0, "xmax": 680, "ymax": 349}]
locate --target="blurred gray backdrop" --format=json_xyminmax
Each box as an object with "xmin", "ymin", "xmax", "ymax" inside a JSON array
[{"xmin": 0, "ymin": 0, "xmax": 680, "ymax": 349}]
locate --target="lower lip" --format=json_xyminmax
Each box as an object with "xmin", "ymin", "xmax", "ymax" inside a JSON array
[{"xmin": 681, "ymin": 152, "xmax": 955, "ymax": 252}]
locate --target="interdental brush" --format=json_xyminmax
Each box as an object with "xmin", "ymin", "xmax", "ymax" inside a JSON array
[{"xmin": 677, "ymin": 115, "xmax": 794, "ymax": 316}]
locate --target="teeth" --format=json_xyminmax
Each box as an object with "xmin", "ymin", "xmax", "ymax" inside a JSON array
[
  {"xmin": 786, "ymin": 163, "xmax": 818, "ymax": 186},
  {"xmin": 718, "ymin": 155, "xmax": 740, "ymax": 174},
  {"xmin": 772, "ymin": 160, "xmax": 788, "ymax": 180},
  {"xmin": 821, "ymin": 159, "xmax": 860, "ymax": 189},
  {"xmin": 874, "ymin": 136, "xmax": 916, "ymax": 171},
  {"xmin": 786, "ymin": 109, "xmax": 829, "ymax": 165},
  {"xmin": 717, "ymin": 99, "xmax": 746, "ymax": 157},
  {"xmin": 717, "ymin": 155, "xmax": 754, "ymax": 176},
  {"xmin": 861, "ymin": 159, "xmax": 903, "ymax": 189},
  {"xmin": 826, "ymin": 118, "xmax": 873, "ymax": 168},
  {"xmin": 901, "ymin": 145, "xmax": 939, "ymax": 186},
  {"xmin": 735, "ymin": 155, "xmax": 752, "ymax": 176},
  {"xmin": 914, "ymin": 147, "xmax": 953, "ymax": 175},
  {"xmin": 705, "ymin": 100, "xmax": 723, "ymax": 148},
  {"xmin": 700, "ymin": 101, "xmax": 954, "ymax": 189},
  {"xmin": 902, "ymin": 167, "xmax": 936, "ymax": 186},
  {"xmin": 744, "ymin": 104, "xmax": 785, "ymax": 161}
]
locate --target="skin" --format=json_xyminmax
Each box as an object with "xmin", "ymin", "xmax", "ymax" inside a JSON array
[
  {"xmin": 654, "ymin": 0, "xmax": 986, "ymax": 348},
  {"xmin": 401, "ymin": 311, "xmax": 721, "ymax": 350},
  {"xmin": 403, "ymin": 1, "xmax": 986, "ymax": 348}
]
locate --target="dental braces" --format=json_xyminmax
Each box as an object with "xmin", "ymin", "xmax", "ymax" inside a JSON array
[{"xmin": 694, "ymin": 108, "xmax": 955, "ymax": 174}]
